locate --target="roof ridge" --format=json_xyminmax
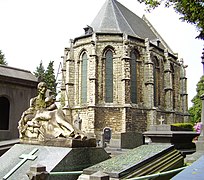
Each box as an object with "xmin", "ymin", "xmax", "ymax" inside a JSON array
[
  {"xmin": 113, "ymin": 0, "xmax": 136, "ymax": 36},
  {"xmin": 110, "ymin": 0, "xmax": 120, "ymax": 31},
  {"xmin": 0, "ymin": 64, "xmax": 32, "ymax": 73},
  {"xmin": 142, "ymin": 15, "xmax": 174, "ymax": 53}
]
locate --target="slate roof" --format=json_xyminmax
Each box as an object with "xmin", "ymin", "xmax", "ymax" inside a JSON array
[
  {"xmin": 0, "ymin": 65, "xmax": 38, "ymax": 82},
  {"xmin": 90, "ymin": 0, "xmax": 173, "ymax": 52}
]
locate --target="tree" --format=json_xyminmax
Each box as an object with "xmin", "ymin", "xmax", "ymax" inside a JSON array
[
  {"xmin": 44, "ymin": 61, "xmax": 57, "ymax": 96},
  {"xmin": 189, "ymin": 75, "xmax": 204, "ymax": 124},
  {"xmin": 137, "ymin": 0, "xmax": 204, "ymax": 40},
  {"xmin": 0, "ymin": 50, "xmax": 8, "ymax": 65},
  {"xmin": 33, "ymin": 60, "xmax": 46, "ymax": 82},
  {"xmin": 34, "ymin": 60, "xmax": 57, "ymax": 96}
]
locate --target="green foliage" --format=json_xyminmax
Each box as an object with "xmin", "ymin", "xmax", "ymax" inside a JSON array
[
  {"xmin": 33, "ymin": 60, "xmax": 45, "ymax": 81},
  {"xmin": 34, "ymin": 60, "xmax": 57, "ymax": 96},
  {"xmin": 0, "ymin": 50, "xmax": 8, "ymax": 65},
  {"xmin": 189, "ymin": 75, "xmax": 204, "ymax": 124},
  {"xmin": 137, "ymin": 0, "xmax": 204, "ymax": 40},
  {"xmin": 171, "ymin": 123, "xmax": 194, "ymax": 131},
  {"xmin": 45, "ymin": 61, "xmax": 57, "ymax": 96}
]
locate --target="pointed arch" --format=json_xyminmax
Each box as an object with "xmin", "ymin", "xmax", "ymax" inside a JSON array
[
  {"xmin": 0, "ymin": 96, "xmax": 10, "ymax": 130},
  {"xmin": 105, "ymin": 49, "xmax": 113, "ymax": 103},
  {"xmin": 81, "ymin": 51, "xmax": 88, "ymax": 104}
]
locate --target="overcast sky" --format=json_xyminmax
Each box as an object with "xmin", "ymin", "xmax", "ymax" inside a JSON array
[{"xmin": 0, "ymin": 0, "xmax": 203, "ymax": 107}]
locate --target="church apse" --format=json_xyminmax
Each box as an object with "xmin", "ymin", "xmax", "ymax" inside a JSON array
[{"xmin": 61, "ymin": 0, "xmax": 189, "ymax": 146}]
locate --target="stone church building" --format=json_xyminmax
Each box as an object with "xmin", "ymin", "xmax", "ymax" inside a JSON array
[{"xmin": 61, "ymin": 0, "xmax": 188, "ymax": 142}]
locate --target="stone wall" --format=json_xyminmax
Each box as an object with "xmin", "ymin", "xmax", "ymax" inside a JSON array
[
  {"xmin": 62, "ymin": 33, "xmax": 189, "ymax": 142},
  {"xmin": 95, "ymin": 107, "xmax": 123, "ymax": 135},
  {"xmin": 125, "ymin": 107, "xmax": 147, "ymax": 132},
  {"xmin": 0, "ymin": 81, "xmax": 37, "ymax": 140}
]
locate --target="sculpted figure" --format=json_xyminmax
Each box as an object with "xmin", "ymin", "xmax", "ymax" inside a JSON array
[{"xmin": 18, "ymin": 82, "xmax": 86, "ymax": 141}]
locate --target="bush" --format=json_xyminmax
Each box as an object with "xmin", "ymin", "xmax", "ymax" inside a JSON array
[{"xmin": 171, "ymin": 123, "xmax": 194, "ymax": 131}]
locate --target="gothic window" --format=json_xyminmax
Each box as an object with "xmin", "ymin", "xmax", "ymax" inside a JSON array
[
  {"xmin": 81, "ymin": 52, "xmax": 88, "ymax": 104},
  {"xmin": 105, "ymin": 50, "xmax": 113, "ymax": 103},
  {"xmin": 0, "ymin": 97, "xmax": 10, "ymax": 130},
  {"xmin": 153, "ymin": 56, "xmax": 160, "ymax": 107},
  {"xmin": 130, "ymin": 50, "xmax": 138, "ymax": 104}
]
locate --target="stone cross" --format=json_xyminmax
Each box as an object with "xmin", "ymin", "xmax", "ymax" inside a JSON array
[
  {"xmin": 158, "ymin": 116, "xmax": 164, "ymax": 125},
  {"xmin": 3, "ymin": 148, "xmax": 38, "ymax": 180}
]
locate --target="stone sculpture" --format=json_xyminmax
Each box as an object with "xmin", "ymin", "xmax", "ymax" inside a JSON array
[{"xmin": 18, "ymin": 82, "xmax": 92, "ymax": 147}]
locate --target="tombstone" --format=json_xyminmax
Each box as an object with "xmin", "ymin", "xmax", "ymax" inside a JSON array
[
  {"xmin": 0, "ymin": 144, "xmax": 110, "ymax": 180},
  {"xmin": 0, "ymin": 82, "xmax": 110, "ymax": 180},
  {"xmin": 89, "ymin": 171, "xmax": 109, "ymax": 180},
  {"xmin": 102, "ymin": 127, "xmax": 112, "ymax": 147},
  {"xmin": 74, "ymin": 113, "xmax": 82, "ymax": 130},
  {"xmin": 78, "ymin": 144, "xmax": 184, "ymax": 180},
  {"xmin": 107, "ymin": 132, "xmax": 144, "ymax": 149},
  {"xmin": 143, "ymin": 121, "xmax": 199, "ymax": 155},
  {"xmin": 27, "ymin": 164, "xmax": 48, "ymax": 180},
  {"xmin": 103, "ymin": 128, "xmax": 112, "ymax": 142}
]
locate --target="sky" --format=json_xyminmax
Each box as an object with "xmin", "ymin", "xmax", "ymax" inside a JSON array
[{"xmin": 0, "ymin": 0, "xmax": 203, "ymax": 107}]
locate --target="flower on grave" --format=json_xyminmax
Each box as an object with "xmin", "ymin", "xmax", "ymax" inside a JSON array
[{"xmin": 194, "ymin": 122, "xmax": 202, "ymax": 133}]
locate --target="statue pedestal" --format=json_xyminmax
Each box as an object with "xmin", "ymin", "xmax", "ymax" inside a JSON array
[{"xmin": 20, "ymin": 137, "xmax": 96, "ymax": 148}]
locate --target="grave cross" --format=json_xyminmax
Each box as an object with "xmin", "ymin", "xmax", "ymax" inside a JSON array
[
  {"xmin": 158, "ymin": 116, "xmax": 165, "ymax": 125},
  {"xmin": 3, "ymin": 148, "xmax": 38, "ymax": 180}
]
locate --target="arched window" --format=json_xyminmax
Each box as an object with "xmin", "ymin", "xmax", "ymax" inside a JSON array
[
  {"xmin": 153, "ymin": 57, "xmax": 160, "ymax": 107},
  {"xmin": 105, "ymin": 50, "xmax": 113, "ymax": 103},
  {"xmin": 0, "ymin": 97, "xmax": 10, "ymax": 130},
  {"xmin": 81, "ymin": 52, "xmax": 88, "ymax": 104},
  {"xmin": 130, "ymin": 51, "xmax": 138, "ymax": 103}
]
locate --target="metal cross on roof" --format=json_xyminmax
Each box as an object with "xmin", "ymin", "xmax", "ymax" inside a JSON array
[{"xmin": 3, "ymin": 148, "xmax": 38, "ymax": 180}]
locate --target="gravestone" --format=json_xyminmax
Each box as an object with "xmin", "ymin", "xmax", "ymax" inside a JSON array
[
  {"xmin": 108, "ymin": 132, "xmax": 144, "ymax": 149},
  {"xmin": 0, "ymin": 144, "xmax": 110, "ymax": 180},
  {"xmin": 74, "ymin": 113, "xmax": 82, "ymax": 130},
  {"xmin": 102, "ymin": 127, "xmax": 112, "ymax": 147},
  {"xmin": 143, "ymin": 124, "xmax": 199, "ymax": 155},
  {"xmin": 78, "ymin": 144, "xmax": 184, "ymax": 180},
  {"xmin": 0, "ymin": 82, "xmax": 110, "ymax": 180},
  {"xmin": 103, "ymin": 127, "xmax": 112, "ymax": 143}
]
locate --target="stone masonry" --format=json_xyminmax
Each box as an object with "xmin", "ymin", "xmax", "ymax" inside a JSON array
[{"xmin": 61, "ymin": 0, "xmax": 189, "ymax": 143}]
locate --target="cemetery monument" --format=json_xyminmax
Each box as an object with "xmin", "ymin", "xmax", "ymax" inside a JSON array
[{"xmin": 0, "ymin": 82, "xmax": 110, "ymax": 180}]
